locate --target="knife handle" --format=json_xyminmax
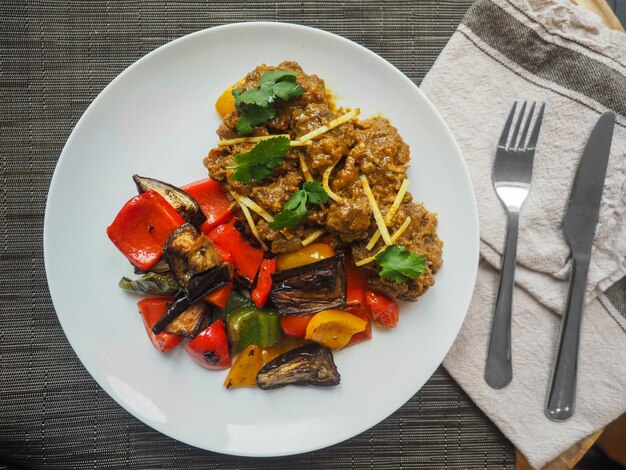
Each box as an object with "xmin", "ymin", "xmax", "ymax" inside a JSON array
[
  {"xmin": 485, "ymin": 211, "xmax": 518, "ymax": 389},
  {"xmin": 545, "ymin": 253, "xmax": 589, "ymax": 421}
]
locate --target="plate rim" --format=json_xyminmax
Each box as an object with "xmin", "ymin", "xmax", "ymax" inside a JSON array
[{"xmin": 43, "ymin": 21, "xmax": 479, "ymax": 457}]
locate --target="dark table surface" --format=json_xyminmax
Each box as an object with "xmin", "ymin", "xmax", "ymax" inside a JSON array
[{"xmin": 0, "ymin": 1, "xmax": 526, "ymax": 468}]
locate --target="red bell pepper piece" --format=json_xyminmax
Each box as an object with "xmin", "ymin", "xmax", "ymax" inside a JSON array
[
  {"xmin": 252, "ymin": 258, "xmax": 276, "ymax": 308},
  {"xmin": 200, "ymin": 243, "xmax": 235, "ymax": 308},
  {"xmin": 213, "ymin": 243, "xmax": 233, "ymax": 264},
  {"xmin": 107, "ymin": 190, "xmax": 186, "ymax": 270},
  {"xmin": 280, "ymin": 313, "xmax": 315, "ymax": 337},
  {"xmin": 185, "ymin": 319, "xmax": 231, "ymax": 370},
  {"xmin": 344, "ymin": 305, "xmax": 372, "ymax": 346},
  {"xmin": 365, "ymin": 290, "xmax": 399, "ymax": 328},
  {"xmin": 346, "ymin": 256, "xmax": 369, "ymax": 306},
  {"xmin": 206, "ymin": 219, "xmax": 264, "ymax": 284},
  {"xmin": 182, "ymin": 178, "xmax": 234, "ymax": 233},
  {"xmin": 137, "ymin": 298, "xmax": 183, "ymax": 352},
  {"xmin": 204, "ymin": 281, "xmax": 233, "ymax": 309}
]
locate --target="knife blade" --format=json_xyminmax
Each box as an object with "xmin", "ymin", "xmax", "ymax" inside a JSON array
[{"xmin": 545, "ymin": 111, "xmax": 615, "ymax": 421}]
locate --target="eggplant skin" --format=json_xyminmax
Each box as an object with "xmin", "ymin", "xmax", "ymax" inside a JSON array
[
  {"xmin": 186, "ymin": 264, "xmax": 232, "ymax": 302},
  {"xmin": 164, "ymin": 301, "xmax": 210, "ymax": 338},
  {"xmin": 152, "ymin": 294, "xmax": 192, "ymax": 335},
  {"xmin": 256, "ymin": 343, "xmax": 340, "ymax": 390},
  {"xmin": 270, "ymin": 255, "xmax": 347, "ymax": 316},
  {"xmin": 152, "ymin": 296, "xmax": 211, "ymax": 337},
  {"xmin": 133, "ymin": 175, "xmax": 206, "ymax": 227}
]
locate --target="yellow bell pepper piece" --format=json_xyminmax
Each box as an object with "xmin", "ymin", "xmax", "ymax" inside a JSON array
[
  {"xmin": 215, "ymin": 79, "xmax": 246, "ymax": 118},
  {"xmin": 305, "ymin": 309, "xmax": 367, "ymax": 350},
  {"xmin": 276, "ymin": 243, "xmax": 335, "ymax": 271},
  {"xmin": 262, "ymin": 336, "xmax": 308, "ymax": 363},
  {"xmin": 223, "ymin": 345, "xmax": 264, "ymax": 388},
  {"xmin": 223, "ymin": 337, "xmax": 307, "ymax": 389}
]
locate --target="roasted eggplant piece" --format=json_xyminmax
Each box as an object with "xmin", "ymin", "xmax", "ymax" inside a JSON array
[
  {"xmin": 163, "ymin": 224, "xmax": 231, "ymax": 300},
  {"xmin": 164, "ymin": 300, "xmax": 211, "ymax": 338},
  {"xmin": 270, "ymin": 255, "xmax": 347, "ymax": 316},
  {"xmin": 119, "ymin": 272, "xmax": 181, "ymax": 296},
  {"xmin": 133, "ymin": 174, "xmax": 206, "ymax": 227},
  {"xmin": 152, "ymin": 295, "xmax": 210, "ymax": 337},
  {"xmin": 152, "ymin": 295, "xmax": 192, "ymax": 334},
  {"xmin": 186, "ymin": 264, "xmax": 231, "ymax": 301},
  {"xmin": 164, "ymin": 224, "xmax": 222, "ymax": 284},
  {"xmin": 256, "ymin": 343, "xmax": 340, "ymax": 390}
]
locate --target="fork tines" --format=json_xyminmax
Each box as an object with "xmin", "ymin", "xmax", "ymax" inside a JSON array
[{"xmin": 498, "ymin": 101, "xmax": 546, "ymax": 151}]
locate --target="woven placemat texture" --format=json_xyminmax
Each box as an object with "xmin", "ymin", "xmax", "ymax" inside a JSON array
[{"xmin": 0, "ymin": 1, "xmax": 520, "ymax": 468}]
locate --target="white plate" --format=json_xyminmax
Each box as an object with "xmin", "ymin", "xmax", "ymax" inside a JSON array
[{"xmin": 44, "ymin": 22, "xmax": 478, "ymax": 457}]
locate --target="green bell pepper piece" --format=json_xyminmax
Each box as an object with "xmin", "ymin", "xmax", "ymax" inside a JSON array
[
  {"xmin": 226, "ymin": 305, "xmax": 281, "ymax": 354},
  {"xmin": 212, "ymin": 288, "xmax": 255, "ymax": 323},
  {"xmin": 118, "ymin": 272, "xmax": 181, "ymax": 296}
]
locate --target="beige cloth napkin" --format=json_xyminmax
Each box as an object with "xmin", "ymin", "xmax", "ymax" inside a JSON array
[{"xmin": 420, "ymin": 0, "xmax": 626, "ymax": 467}]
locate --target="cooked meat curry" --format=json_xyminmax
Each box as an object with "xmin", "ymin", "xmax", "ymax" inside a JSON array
[{"xmin": 204, "ymin": 61, "xmax": 442, "ymax": 301}]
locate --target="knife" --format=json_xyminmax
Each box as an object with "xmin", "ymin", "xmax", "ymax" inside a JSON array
[{"xmin": 545, "ymin": 111, "xmax": 616, "ymax": 421}]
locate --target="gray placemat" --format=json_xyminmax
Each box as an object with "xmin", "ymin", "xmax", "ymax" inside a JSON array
[{"xmin": 0, "ymin": 1, "xmax": 520, "ymax": 468}]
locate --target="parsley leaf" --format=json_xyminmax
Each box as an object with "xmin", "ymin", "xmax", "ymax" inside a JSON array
[
  {"xmin": 233, "ymin": 70, "xmax": 303, "ymax": 135},
  {"xmin": 232, "ymin": 87, "xmax": 274, "ymax": 108},
  {"xmin": 235, "ymin": 107, "xmax": 276, "ymax": 135},
  {"xmin": 375, "ymin": 245, "xmax": 427, "ymax": 284},
  {"xmin": 259, "ymin": 70, "xmax": 298, "ymax": 87},
  {"xmin": 283, "ymin": 190, "xmax": 306, "ymax": 211},
  {"xmin": 231, "ymin": 136, "xmax": 290, "ymax": 184},
  {"xmin": 270, "ymin": 204, "xmax": 308, "ymax": 230},
  {"xmin": 268, "ymin": 181, "xmax": 329, "ymax": 230},
  {"xmin": 271, "ymin": 80, "xmax": 302, "ymax": 101},
  {"xmin": 302, "ymin": 181, "xmax": 329, "ymax": 205}
]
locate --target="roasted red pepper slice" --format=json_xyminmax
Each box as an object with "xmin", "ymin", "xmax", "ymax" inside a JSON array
[
  {"xmin": 137, "ymin": 298, "xmax": 183, "ymax": 352},
  {"xmin": 182, "ymin": 178, "xmax": 234, "ymax": 233},
  {"xmin": 213, "ymin": 243, "xmax": 233, "ymax": 264},
  {"xmin": 252, "ymin": 258, "xmax": 276, "ymax": 308},
  {"xmin": 107, "ymin": 190, "xmax": 186, "ymax": 270},
  {"xmin": 204, "ymin": 281, "xmax": 233, "ymax": 309},
  {"xmin": 206, "ymin": 219, "xmax": 264, "ymax": 285},
  {"xmin": 365, "ymin": 290, "xmax": 399, "ymax": 328},
  {"xmin": 345, "ymin": 305, "xmax": 372, "ymax": 346},
  {"xmin": 279, "ymin": 313, "xmax": 315, "ymax": 338},
  {"xmin": 185, "ymin": 319, "xmax": 231, "ymax": 370},
  {"xmin": 346, "ymin": 256, "xmax": 369, "ymax": 306}
]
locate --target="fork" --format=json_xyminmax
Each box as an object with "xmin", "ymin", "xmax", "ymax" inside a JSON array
[{"xmin": 485, "ymin": 100, "xmax": 546, "ymax": 389}]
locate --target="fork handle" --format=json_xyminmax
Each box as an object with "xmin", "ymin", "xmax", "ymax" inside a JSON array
[
  {"xmin": 485, "ymin": 211, "xmax": 519, "ymax": 389},
  {"xmin": 545, "ymin": 253, "xmax": 589, "ymax": 421}
]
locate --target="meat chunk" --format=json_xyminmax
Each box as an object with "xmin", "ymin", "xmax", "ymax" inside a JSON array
[
  {"xmin": 325, "ymin": 198, "xmax": 371, "ymax": 242},
  {"xmin": 351, "ymin": 202, "xmax": 442, "ymax": 301},
  {"xmin": 251, "ymin": 170, "xmax": 304, "ymax": 214},
  {"xmin": 291, "ymin": 103, "xmax": 333, "ymax": 137},
  {"xmin": 203, "ymin": 61, "xmax": 443, "ymax": 302},
  {"xmin": 350, "ymin": 117, "xmax": 409, "ymax": 205}
]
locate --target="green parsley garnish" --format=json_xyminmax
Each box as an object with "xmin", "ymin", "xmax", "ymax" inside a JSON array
[
  {"xmin": 233, "ymin": 70, "xmax": 303, "ymax": 135},
  {"xmin": 375, "ymin": 245, "xmax": 427, "ymax": 284},
  {"xmin": 269, "ymin": 181, "xmax": 329, "ymax": 230},
  {"xmin": 230, "ymin": 136, "xmax": 290, "ymax": 184},
  {"xmin": 232, "ymin": 103, "xmax": 274, "ymax": 135}
]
